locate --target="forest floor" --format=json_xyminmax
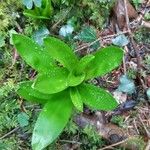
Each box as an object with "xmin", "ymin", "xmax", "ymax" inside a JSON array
[{"xmin": 0, "ymin": 0, "xmax": 150, "ymax": 150}]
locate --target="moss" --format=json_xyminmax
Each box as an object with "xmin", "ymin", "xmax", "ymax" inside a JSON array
[
  {"xmin": 134, "ymin": 28, "xmax": 150, "ymax": 44},
  {"xmin": 0, "ymin": 0, "xmax": 22, "ymax": 32}
]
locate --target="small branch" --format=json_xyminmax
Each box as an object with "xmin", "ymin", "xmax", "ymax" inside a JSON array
[
  {"xmin": 124, "ymin": 0, "xmax": 131, "ymax": 33},
  {"xmin": 102, "ymin": 30, "xmax": 129, "ymax": 39},
  {"xmin": 75, "ymin": 38, "xmax": 101, "ymax": 52},
  {"xmin": 15, "ymin": 22, "xmax": 23, "ymax": 33},
  {"xmin": 0, "ymin": 127, "xmax": 19, "ymax": 140},
  {"xmin": 123, "ymin": 46, "xmax": 128, "ymax": 74},
  {"xmin": 133, "ymin": 118, "xmax": 140, "ymax": 135},
  {"xmin": 130, "ymin": 38, "xmax": 141, "ymax": 71},
  {"xmin": 123, "ymin": 0, "xmax": 146, "ymax": 90},
  {"xmin": 51, "ymin": 8, "xmax": 72, "ymax": 30},
  {"xmin": 141, "ymin": 21, "xmax": 150, "ymax": 28},
  {"xmin": 75, "ymin": 30, "xmax": 129, "ymax": 52},
  {"xmin": 59, "ymin": 140, "xmax": 82, "ymax": 145},
  {"xmin": 145, "ymin": 140, "xmax": 150, "ymax": 150},
  {"xmin": 138, "ymin": 115, "xmax": 150, "ymax": 138},
  {"xmin": 99, "ymin": 138, "xmax": 129, "ymax": 150}
]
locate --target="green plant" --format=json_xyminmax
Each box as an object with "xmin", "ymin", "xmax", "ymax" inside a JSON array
[
  {"xmin": 127, "ymin": 68, "xmax": 137, "ymax": 79},
  {"xmin": 134, "ymin": 28, "xmax": 150, "ymax": 44},
  {"xmin": 12, "ymin": 34, "xmax": 123, "ymax": 150},
  {"xmin": 23, "ymin": 0, "xmax": 53, "ymax": 19},
  {"xmin": 132, "ymin": 0, "xmax": 142, "ymax": 9},
  {"xmin": 111, "ymin": 115, "xmax": 125, "ymax": 127},
  {"xmin": 144, "ymin": 12, "xmax": 150, "ymax": 20}
]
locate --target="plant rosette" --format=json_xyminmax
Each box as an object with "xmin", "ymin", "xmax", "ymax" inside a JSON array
[{"xmin": 12, "ymin": 34, "xmax": 123, "ymax": 150}]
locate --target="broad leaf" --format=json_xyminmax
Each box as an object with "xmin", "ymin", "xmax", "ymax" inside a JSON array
[
  {"xmin": 85, "ymin": 46, "xmax": 123, "ymax": 80},
  {"xmin": 76, "ymin": 26, "xmax": 97, "ymax": 42},
  {"xmin": 33, "ymin": 68, "xmax": 69, "ymax": 94},
  {"xmin": 17, "ymin": 81, "xmax": 52, "ymax": 104},
  {"xmin": 44, "ymin": 37, "xmax": 79, "ymax": 71},
  {"xmin": 70, "ymin": 87, "xmax": 83, "ymax": 112},
  {"xmin": 59, "ymin": 24, "xmax": 74, "ymax": 37},
  {"xmin": 23, "ymin": 0, "xmax": 42, "ymax": 9},
  {"xmin": 17, "ymin": 112, "xmax": 29, "ymax": 127},
  {"xmin": 32, "ymin": 91, "xmax": 73, "ymax": 150},
  {"xmin": 33, "ymin": 0, "xmax": 42, "ymax": 7},
  {"xmin": 68, "ymin": 72, "xmax": 85, "ymax": 87},
  {"xmin": 24, "ymin": 9, "xmax": 50, "ymax": 19},
  {"xmin": 23, "ymin": 0, "xmax": 33, "ymax": 9},
  {"xmin": 112, "ymin": 34, "xmax": 129, "ymax": 47},
  {"xmin": 117, "ymin": 75, "xmax": 135, "ymax": 94},
  {"xmin": 78, "ymin": 54, "xmax": 95, "ymax": 73},
  {"xmin": 78, "ymin": 83, "xmax": 118, "ymax": 111},
  {"xmin": 32, "ymin": 26, "xmax": 50, "ymax": 45},
  {"xmin": 41, "ymin": 0, "xmax": 53, "ymax": 17},
  {"xmin": 12, "ymin": 34, "xmax": 55, "ymax": 73}
]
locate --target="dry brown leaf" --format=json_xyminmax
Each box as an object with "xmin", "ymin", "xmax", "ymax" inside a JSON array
[{"xmin": 112, "ymin": 0, "xmax": 138, "ymax": 30}]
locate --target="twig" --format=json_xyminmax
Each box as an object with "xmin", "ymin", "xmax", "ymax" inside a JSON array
[
  {"xmin": 124, "ymin": 0, "xmax": 146, "ymax": 89},
  {"xmin": 141, "ymin": 21, "xmax": 150, "ymax": 28},
  {"xmin": 75, "ymin": 38, "xmax": 101, "ymax": 52},
  {"xmin": 15, "ymin": 22, "xmax": 23, "ymax": 33},
  {"xmin": 145, "ymin": 140, "xmax": 150, "ymax": 150},
  {"xmin": 98, "ymin": 138, "xmax": 129, "ymax": 150},
  {"xmin": 133, "ymin": 118, "xmax": 140, "ymax": 135},
  {"xmin": 138, "ymin": 115, "xmax": 150, "ymax": 138},
  {"xmin": 51, "ymin": 8, "xmax": 72, "ymax": 30},
  {"xmin": 124, "ymin": 0, "xmax": 131, "ymax": 33},
  {"xmin": 130, "ymin": 0, "xmax": 150, "ymax": 29},
  {"xmin": 102, "ymin": 31, "xmax": 129, "ymax": 39},
  {"xmin": 130, "ymin": 38, "xmax": 141, "ymax": 72},
  {"xmin": 123, "ymin": 46, "xmax": 128, "ymax": 74},
  {"xmin": 75, "ymin": 30, "xmax": 129, "ymax": 52},
  {"xmin": 0, "ymin": 127, "xmax": 19, "ymax": 140},
  {"xmin": 59, "ymin": 140, "xmax": 82, "ymax": 145},
  {"xmin": 10, "ymin": 48, "xmax": 19, "ymax": 68}
]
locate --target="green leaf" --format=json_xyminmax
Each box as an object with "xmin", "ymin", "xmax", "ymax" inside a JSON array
[
  {"xmin": 67, "ymin": 71, "xmax": 85, "ymax": 87},
  {"xmin": 32, "ymin": 91, "xmax": 73, "ymax": 150},
  {"xmin": 112, "ymin": 34, "xmax": 129, "ymax": 47},
  {"xmin": 24, "ymin": 0, "xmax": 53, "ymax": 19},
  {"xmin": 17, "ymin": 81, "xmax": 52, "ymax": 104},
  {"xmin": 32, "ymin": 26, "xmax": 50, "ymax": 46},
  {"xmin": 23, "ymin": 0, "xmax": 33, "ymax": 9},
  {"xmin": 70, "ymin": 87, "xmax": 83, "ymax": 112},
  {"xmin": 59, "ymin": 24, "xmax": 74, "ymax": 37},
  {"xmin": 78, "ymin": 54, "xmax": 95, "ymax": 73},
  {"xmin": 12, "ymin": 34, "xmax": 55, "ymax": 73},
  {"xmin": 33, "ymin": 0, "xmax": 42, "ymax": 7},
  {"xmin": 132, "ymin": 0, "xmax": 142, "ymax": 9},
  {"xmin": 78, "ymin": 83, "xmax": 118, "ymax": 111},
  {"xmin": 85, "ymin": 46, "xmax": 123, "ymax": 80},
  {"xmin": 0, "ymin": 34, "xmax": 5, "ymax": 48},
  {"xmin": 33, "ymin": 68, "xmax": 69, "ymax": 94},
  {"xmin": 41, "ymin": 0, "xmax": 53, "ymax": 17},
  {"xmin": 24, "ymin": 9, "xmax": 50, "ymax": 19},
  {"xmin": 9, "ymin": 29, "xmax": 17, "ymax": 45},
  {"xmin": 117, "ymin": 75, "xmax": 135, "ymax": 94},
  {"xmin": 44, "ymin": 37, "xmax": 79, "ymax": 71},
  {"xmin": 76, "ymin": 26, "xmax": 97, "ymax": 42},
  {"xmin": 17, "ymin": 112, "xmax": 29, "ymax": 127},
  {"xmin": 146, "ymin": 88, "xmax": 150, "ymax": 100},
  {"xmin": 23, "ymin": 0, "xmax": 42, "ymax": 9}
]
